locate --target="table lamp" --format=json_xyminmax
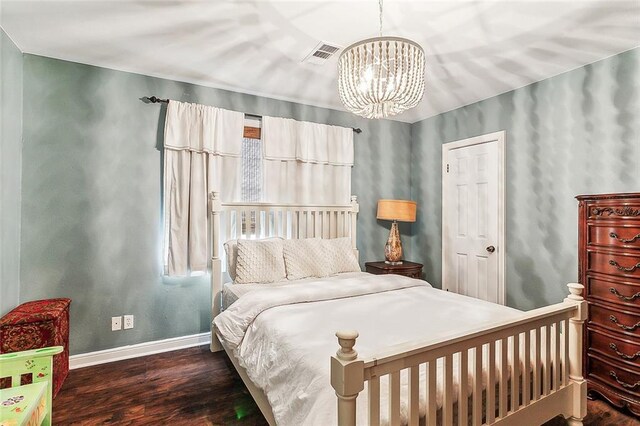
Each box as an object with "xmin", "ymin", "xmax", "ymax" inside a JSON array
[{"xmin": 377, "ymin": 199, "xmax": 417, "ymax": 264}]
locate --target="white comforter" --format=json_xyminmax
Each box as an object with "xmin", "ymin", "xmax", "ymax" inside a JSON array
[{"xmin": 213, "ymin": 274, "xmax": 523, "ymax": 426}]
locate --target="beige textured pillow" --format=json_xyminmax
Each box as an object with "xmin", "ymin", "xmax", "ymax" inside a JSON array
[
  {"xmin": 235, "ymin": 239, "xmax": 286, "ymax": 284},
  {"xmin": 323, "ymin": 237, "xmax": 361, "ymax": 274},
  {"xmin": 223, "ymin": 240, "xmax": 239, "ymax": 280},
  {"xmin": 283, "ymin": 238, "xmax": 330, "ymax": 280},
  {"xmin": 224, "ymin": 237, "xmax": 280, "ymax": 281}
]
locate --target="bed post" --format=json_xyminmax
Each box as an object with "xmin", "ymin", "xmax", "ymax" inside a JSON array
[
  {"xmin": 349, "ymin": 196, "xmax": 359, "ymax": 261},
  {"xmin": 210, "ymin": 191, "xmax": 223, "ymax": 352},
  {"xmin": 564, "ymin": 283, "xmax": 587, "ymax": 425},
  {"xmin": 331, "ymin": 331, "xmax": 364, "ymax": 426}
]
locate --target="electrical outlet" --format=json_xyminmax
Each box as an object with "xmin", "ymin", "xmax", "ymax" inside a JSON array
[
  {"xmin": 123, "ymin": 315, "xmax": 134, "ymax": 330},
  {"xmin": 111, "ymin": 316, "xmax": 122, "ymax": 331}
]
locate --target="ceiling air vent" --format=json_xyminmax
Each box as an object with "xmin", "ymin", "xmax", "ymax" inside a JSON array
[{"xmin": 303, "ymin": 42, "xmax": 342, "ymax": 65}]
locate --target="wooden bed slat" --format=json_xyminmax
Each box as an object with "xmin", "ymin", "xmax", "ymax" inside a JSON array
[
  {"xmin": 283, "ymin": 210, "xmax": 289, "ymax": 238},
  {"xmin": 472, "ymin": 346, "xmax": 482, "ymax": 426},
  {"xmin": 523, "ymin": 329, "xmax": 531, "ymax": 406},
  {"xmin": 512, "ymin": 333, "xmax": 520, "ymax": 412},
  {"xmin": 389, "ymin": 372, "xmax": 401, "ymax": 426},
  {"xmin": 323, "ymin": 210, "xmax": 329, "ymax": 238},
  {"xmin": 553, "ymin": 322, "xmax": 561, "ymax": 391},
  {"xmin": 272, "ymin": 209, "xmax": 277, "ymax": 236},
  {"xmin": 226, "ymin": 210, "xmax": 233, "ymax": 241},
  {"xmin": 534, "ymin": 327, "xmax": 541, "ymax": 401},
  {"xmin": 408, "ymin": 366, "xmax": 419, "ymax": 426},
  {"xmin": 235, "ymin": 210, "xmax": 242, "ymax": 239},
  {"xmin": 307, "ymin": 210, "xmax": 311, "ymax": 238},
  {"xmin": 459, "ymin": 349, "xmax": 468, "ymax": 426},
  {"xmin": 499, "ymin": 337, "xmax": 508, "ymax": 418},
  {"xmin": 427, "ymin": 360, "xmax": 437, "ymax": 426},
  {"xmin": 314, "ymin": 210, "xmax": 321, "ymax": 237},
  {"xmin": 544, "ymin": 325, "xmax": 551, "ymax": 396},
  {"xmin": 443, "ymin": 354, "xmax": 453, "ymax": 425},
  {"xmin": 368, "ymin": 376, "xmax": 380, "ymax": 426},
  {"xmin": 487, "ymin": 340, "xmax": 496, "ymax": 423},
  {"xmin": 563, "ymin": 319, "xmax": 569, "ymax": 388},
  {"xmin": 255, "ymin": 209, "xmax": 261, "ymax": 238}
]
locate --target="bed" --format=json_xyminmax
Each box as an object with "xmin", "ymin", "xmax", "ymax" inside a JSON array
[{"xmin": 208, "ymin": 192, "xmax": 587, "ymax": 426}]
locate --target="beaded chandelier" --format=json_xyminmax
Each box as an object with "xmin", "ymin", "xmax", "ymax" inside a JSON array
[{"xmin": 338, "ymin": 0, "xmax": 425, "ymax": 119}]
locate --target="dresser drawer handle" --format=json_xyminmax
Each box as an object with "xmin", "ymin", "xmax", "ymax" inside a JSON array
[
  {"xmin": 609, "ymin": 371, "xmax": 640, "ymax": 389},
  {"xmin": 609, "ymin": 287, "xmax": 640, "ymax": 302},
  {"xmin": 609, "ymin": 232, "xmax": 640, "ymax": 244},
  {"xmin": 609, "ymin": 343, "xmax": 640, "ymax": 360},
  {"xmin": 608, "ymin": 260, "xmax": 640, "ymax": 272},
  {"xmin": 609, "ymin": 315, "xmax": 640, "ymax": 331}
]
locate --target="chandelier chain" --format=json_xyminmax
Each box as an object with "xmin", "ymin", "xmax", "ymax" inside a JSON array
[{"xmin": 379, "ymin": 0, "xmax": 383, "ymax": 37}]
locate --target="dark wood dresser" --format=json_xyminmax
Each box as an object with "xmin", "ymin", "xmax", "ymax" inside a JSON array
[
  {"xmin": 577, "ymin": 193, "xmax": 640, "ymax": 416},
  {"xmin": 365, "ymin": 261, "xmax": 423, "ymax": 279}
]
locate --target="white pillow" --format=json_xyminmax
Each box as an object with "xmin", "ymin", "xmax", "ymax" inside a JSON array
[
  {"xmin": 235, "ymin": 239, "xmax": 287, "ymax": 284},
  {"xmin": 224, "ymin": 237, "xmax": 280, "ymax": 281},
  {"xmin": 283, "ymin": 238, "xmax": 330, "ymax": 280},
  {"xmin": 323, "ymin": 237, "xmax": 361, "ymax": 274},
  {"xmin": 223, "ymin": 240, "xmax": 239, "ymax": 280}
]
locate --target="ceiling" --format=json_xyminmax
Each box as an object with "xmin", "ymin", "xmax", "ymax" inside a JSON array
[{"xmin": 2, "ymin": 1, "xmax": 639, "ymax": 123}]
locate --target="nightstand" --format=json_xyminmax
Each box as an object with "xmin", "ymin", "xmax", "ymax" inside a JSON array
[{"xmin": 365, "ymin": 261, "xmax": 423, "ymax": 279}]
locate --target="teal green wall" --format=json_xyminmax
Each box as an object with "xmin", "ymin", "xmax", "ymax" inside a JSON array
[
  {"xmin": 410, "ymin": 48, "xmax": 640, "ymax": 310},
  {"xmin": 19, "ymin": 54, "xmax": 411, "ymax": 355},
  {"xmin": 0, "ymin": 28, "xmax": 23, "ymax": 316}
]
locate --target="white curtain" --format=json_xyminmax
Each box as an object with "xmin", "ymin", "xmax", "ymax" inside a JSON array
[
  {"xmin": 262, "ymin": 116, "xmax": 353, "ymax": 204},
  {"xmin": 163, "ymin": 101, "xmax": 244, "ymax": 276}
]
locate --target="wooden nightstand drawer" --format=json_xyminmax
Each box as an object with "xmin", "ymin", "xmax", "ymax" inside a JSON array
[
  {"xmin": 589, "ymin": 203, "xmax": 640, "ymax": 220},
  {"xmin": 588, "ymin": 224, "xmax": 640, "ymax": 250},
  {"xmin": 585, "ymin": 273, "xmax": 640, "ymax": 310},
  {"xmin": 588, "ymin": 250, "xmax": 640, "ymax": 279},
  {"xmin": 589, "ymin": 302, "xmax": 640, "ymax": 338},
  {"xmin": 365, "ymin": 261, "xmax": 423, "ymax": 279},
  {"xmin": 587, "ymin": 353, "xmax": 640, "ymax": 398},
  {"xmin": 588, "ymin": 327, "xmax": 640, "ymax": 368}
]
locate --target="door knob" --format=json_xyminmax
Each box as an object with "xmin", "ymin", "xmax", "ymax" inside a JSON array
[{"xmin": 486, "ymin": 246, "xmax": 495, "ymax": 253}]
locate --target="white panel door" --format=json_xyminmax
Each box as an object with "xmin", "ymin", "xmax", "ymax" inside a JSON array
[{"xmin": 443, "ymin": 138, "xmax": 502, "ymax": 304}]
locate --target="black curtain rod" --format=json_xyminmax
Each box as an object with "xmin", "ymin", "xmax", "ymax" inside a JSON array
[{"xmin": 146, "ymin": 96, "xmax": 363, "ymax": 134}]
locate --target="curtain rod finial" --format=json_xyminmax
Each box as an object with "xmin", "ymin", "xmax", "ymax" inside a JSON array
[{"xmin": 147, "ymin": 96, "xmax": 169, "ymax": 104}]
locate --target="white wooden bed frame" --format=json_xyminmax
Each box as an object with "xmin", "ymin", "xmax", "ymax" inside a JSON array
[{"xmin": 209, "ymin": 192, "xmax": 587, "ymax": 426}]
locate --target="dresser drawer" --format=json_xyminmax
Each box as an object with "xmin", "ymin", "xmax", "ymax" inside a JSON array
[
  {"xmin": 588, "ymin": 250, "xmax": 640, "ymax": 278},
  {"xmin": 587, "ymin": 353, "xmax": 640, "ymax": 398},
  {"xmin": 589, "ymin": 303, "xmax": 640, "ymax": 337},
  {"xmin": 586, "ymin": 274, "xmax": 640, "ymax": 309},
  {"xmin": 588, "ymin": 224, "xmax": 640, "ymax": 250},
  {"xmin": 589, "ymin": 204, "xmax": 640, "ymax": 219},
  {"xmin": 588, "ymin": 327, "xmax": 640, "ymax": 368}
]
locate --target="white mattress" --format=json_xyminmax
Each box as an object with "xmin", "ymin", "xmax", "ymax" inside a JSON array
[{"xmin": 222, "ymin": 271, "xmax": 367, "ymax": 309}]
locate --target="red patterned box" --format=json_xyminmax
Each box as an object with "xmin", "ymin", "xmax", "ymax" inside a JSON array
[{"xmin": 0, "ymin": 298, "xmax": 71, "ymax": 398}]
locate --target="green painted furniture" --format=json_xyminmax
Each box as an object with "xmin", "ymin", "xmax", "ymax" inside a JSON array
[
  {"xmin": 0, "ymin": 346, "xmax": 62, "ymax": 426},
  {"xmin": 0, "ymin": 382, "xmax": 47, "ymax": 426}
]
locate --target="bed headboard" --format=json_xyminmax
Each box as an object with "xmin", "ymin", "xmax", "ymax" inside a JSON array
[{"xmin": 209, "ymin": 191, "xmax": 359, "ymax": 351}]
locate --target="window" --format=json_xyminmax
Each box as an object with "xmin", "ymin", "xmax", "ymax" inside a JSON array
[
  {"xmin": 241, "ymin": 137, "xmax": 262, "ymax": 202},
  {"xmin": 241, "ymin": 137, "xmax": 262, "ymax": 236}
]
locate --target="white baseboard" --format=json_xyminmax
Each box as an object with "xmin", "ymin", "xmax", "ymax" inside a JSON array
[{"xmin": 69, "ymin": 332, "xmax": 211, "ymax": 370}]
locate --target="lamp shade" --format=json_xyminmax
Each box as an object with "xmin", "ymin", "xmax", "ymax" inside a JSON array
[{"xmin": 376, "ymin": 199, "xmax": 417, "ymax": 223}]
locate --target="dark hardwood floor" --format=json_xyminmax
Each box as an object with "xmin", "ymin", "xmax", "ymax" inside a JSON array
[
  {"xmin": 54, "ymin": 346, "xmax": 267, "ymax": 425},
  {"xmin": 53, "ymin": 346, "xmax": 639, "ymax": 425}
]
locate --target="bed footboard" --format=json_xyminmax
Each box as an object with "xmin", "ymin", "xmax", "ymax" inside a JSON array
[{"xmin": 331, "ymin": 283, "xmax": 587, "ymax": 426}]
